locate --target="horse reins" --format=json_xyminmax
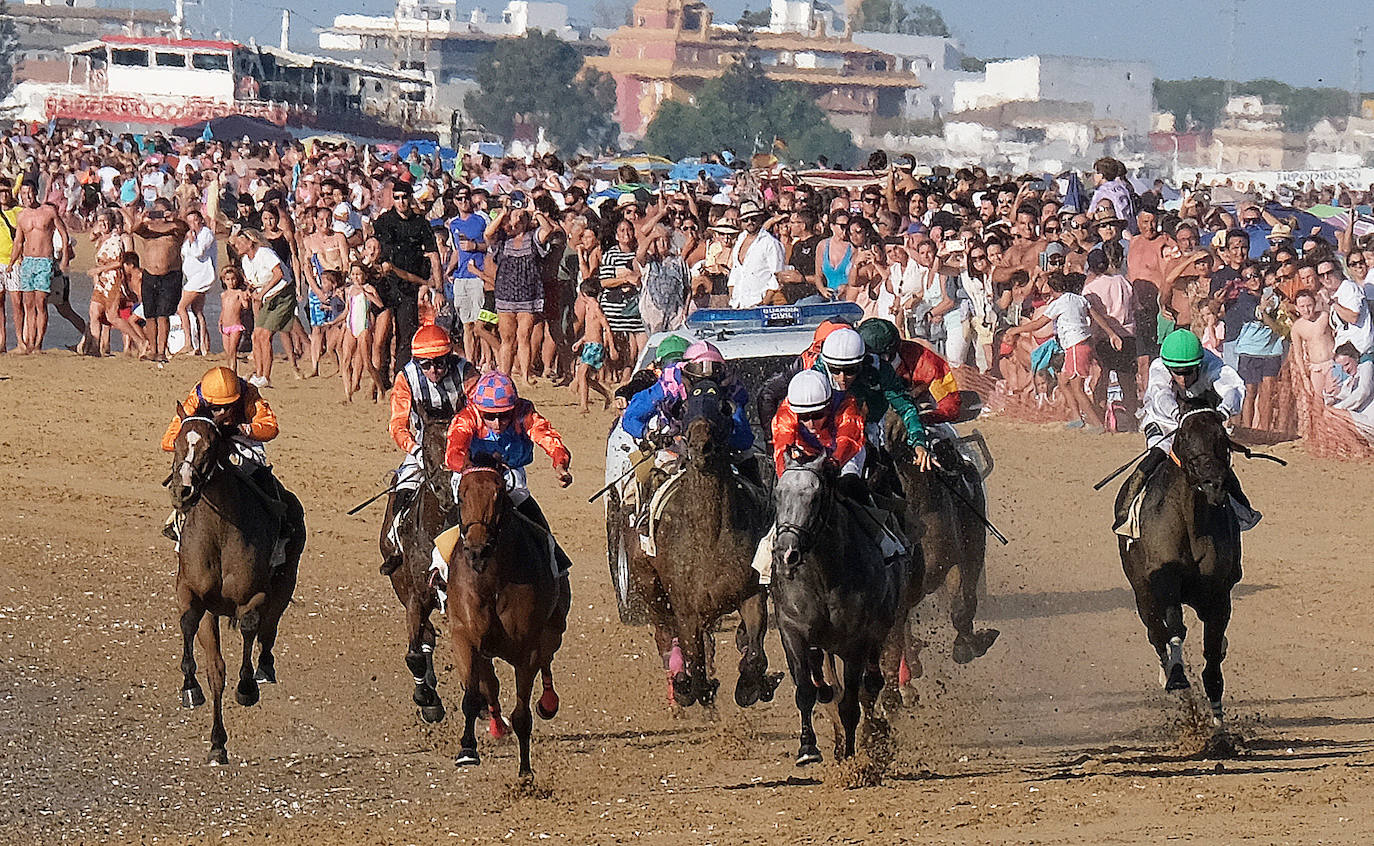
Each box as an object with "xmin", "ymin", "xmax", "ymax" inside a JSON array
[
  {"xmin": 774, "ymin": 464, "xmax": 834, "ymax": 549},
  {"xmin": 456, "ymin": 465, "xmax": 508, "ymax": 544}
]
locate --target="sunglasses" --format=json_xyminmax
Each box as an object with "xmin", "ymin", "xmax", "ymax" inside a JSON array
[
  {"xmin": 1047, "ymin": 256, "xmax": 1065, "ymax": 265},
  {"xmin": 797, "ymin": 410, "xmax": 827, "ymax": 423},
  {"xmin": 829, "ymin": 364, "xmax": 863, "ymax": 376},
  {"xmin": 969, "ymin": 253, "xmax": 987, "ymax": 260},
  {"xmin": 1043, "ymin": 227, "xmax": 1061, "ymax": 234},
  {"xmin": 416, "ymin": 357, "xmax": 446, "ymax": 370},
  {"xmin": 832, "ymin": 220, "xmax": 849, "ymax": 228},
  {"xmin": 479, "ymin": 410, "xmax": 513, "ymax": 421},
  {"xmin": 1167, "ymin": 365, "xmax": 1199, "ymax": 378}
]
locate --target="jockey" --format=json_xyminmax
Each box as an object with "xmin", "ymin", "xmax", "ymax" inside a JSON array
[
  {"xmin": 444, "ymin": 371, "xmax": 574, "ymax": 571},
  {"xmin": 1114, "ymin": 329, "xmax": 1259, "ymax": 538},
  {"xmin": 622, "ymin": 340, "xmax": 753, "ymax": 451},
  {"xmin": 816, "ymin": 327, "xmax": 933, "ymax": 474},
  {"xmin": 160, "ymin": 365, "xmax": 278, "ymax": 473},
  {"xmin": 380, "ymin": 324, "xmax": 478, "ymax": 575},
  {"xmin": 755, "ymin": 318, "xmax": 853, "ymax": 432},
  {"xmin": 159, "ymin": 366, "xmax": 298, "ymax": 549},
  {"xmin": 614, "ymin": 333, "xmax": 691, "ymax": 407},
  {"xmin": 856, "ymin": 318, "xmax": 962, "ymax": 424},
  {"xmin": 771, "ymin": 370, "xmax": 865, "ymax": 478}
]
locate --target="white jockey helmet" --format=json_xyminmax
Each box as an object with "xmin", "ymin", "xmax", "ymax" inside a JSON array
[
  {"xmin": 787, "ymin": 369, "xmax": 832, "ymax": 416},
  {"xmin": 820, "ymin": 327, "xmax": 867, "ymax": 369}
]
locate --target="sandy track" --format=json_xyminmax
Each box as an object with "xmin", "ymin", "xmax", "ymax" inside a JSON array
[{"xmin": 1, "ymin": 350, "xmax": 1372, "ymax": 845}]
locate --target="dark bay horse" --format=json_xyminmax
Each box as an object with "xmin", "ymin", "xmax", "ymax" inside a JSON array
[
  {"xmin": 445, "ymin": 455, "xmax": 570, "ymax": 777},
  {"xmin": 169, "ymin": 410, "xmax": 305, "ymax": 764},
  {"xmin": 772, "ymin": 452, "xmax": 907, "ymax": 765},
  {"xmin": 637, "ymin": 378, "xmax": 776, "ymax": 709},
  {"xmin": 885, "ymin": 414, "xmax": 999, "ymax": 689},
  {"xmin": 379, "ymin": 407, "xmax": 453, "ymax": 723},
  {"xmin": 1116, "ymin": 407, "xmax": 1242, "ymax": 726}
]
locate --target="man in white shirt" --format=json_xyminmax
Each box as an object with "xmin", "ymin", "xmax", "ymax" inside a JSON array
[
  {"xmin": 727, "ymin": 201, "xmax": 784, "ymax": 309},
  {"xmin": 1319, "ymin": 259, "xmax": 1374, "ymax": 354}
]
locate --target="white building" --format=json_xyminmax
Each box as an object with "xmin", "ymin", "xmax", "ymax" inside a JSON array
[
  {"xmin": 953, "ymin": 55, "xmax": 1153, "ymax": 138},
  {"xmin": 319, "ymin": 0, "xmax": 577, "ymax": 50},
  {"xmin": 766, "ymin": 0, "xmax": 841, "ymax": 36},
  {"xmin": 850, "ymin": 33, "xmax": 977, "ymax": 121}
]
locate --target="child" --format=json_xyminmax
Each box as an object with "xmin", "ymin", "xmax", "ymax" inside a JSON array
[
  {"xmin": 218, "ymin": 265, "xmax": 251, "ymax": 375},
  {"xmin": 1005, "ymin": 270, "xmax": 1121, "ymax": 433},
  {"xmin": 305, "ymin": 268, "xmax": 344, "ymax": 377},
  {"xmin": 121, "ymin": 252, "xmax": 146, "ymax": 359},
  {"xmin": 340, "ymin": 263, "xmax": 386, "ymax": 402},
  {"xmin": 1196, "ymin": 300, "xmax": 1224, "ymax": 355},
  {"xmin": 570, "ymin": 279, "xmax": 617, "ymax": 412}
]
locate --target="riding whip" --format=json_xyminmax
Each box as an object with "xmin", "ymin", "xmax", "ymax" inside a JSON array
[
  {"xmin": 1228, "ymin": 441, "xmax": 1289, "ymax": 466},
  {"xmin": 932, "ymin": 469, "xmax": 1010, "ymax": 546},
  {"xmin": 347, "ymin": 465, "xmax": 445, "ymax": 515},
  {"xmin": 1093, "ymin": 447, "xmax": 1152, "ymax": 491},
  {"xmin": 587, "ymin": 450, "xmax": 657, "ymax": 504}
]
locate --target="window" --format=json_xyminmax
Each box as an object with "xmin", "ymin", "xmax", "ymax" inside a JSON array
[
  {"xmin": 374, "ymin": 82, "xmax": 383, "ymax": 93},
  {"xmin": 192, "ymin": 53, "xmax": 229, "ymax": 71},
  {"xmin": 111, "ymin": 49, "xmax": 148, "ymax": 66},
  {"xmin": 155, "ymin": 52, "xmax": 186, "ymax": 67},
  {"xmin": 1126, "ymin": 72, "xmax": 1132, "ymax": 81}
]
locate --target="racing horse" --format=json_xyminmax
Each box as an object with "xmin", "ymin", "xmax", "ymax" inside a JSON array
[
  {"xmin": 1116, "ymin": 405, "xmax": 1242, "ymax": 727},
  {"xmin": 379, "ymin": 407, "xmax": 453, "ymax": 723},
  {"xmin": 443, "ymin": 453, "xmax": 570, "ymax": 777},
  {"xmin": 884, "ymin": 413, "xmax": 999, "ymax": 693},
  {"xmin": 771, "ymin": 451, "xmax": 908, "ymax": 765},
  {"xmin": 636, "ymin": 378, "xmax": 777, "ymax": 709},
  {"xmin": 168, "ymin": 409, "xmax": 305, "ymax": 764}
]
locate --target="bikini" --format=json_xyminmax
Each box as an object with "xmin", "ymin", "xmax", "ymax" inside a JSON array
[{"xmin": 820, "ymin": 241, "xmax": 852, "ymax": 291}]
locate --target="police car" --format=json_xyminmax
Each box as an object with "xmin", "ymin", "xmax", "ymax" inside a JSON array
[{"xmin": 602, "ymin": 302, "xmax": 865, "ymax": 624}]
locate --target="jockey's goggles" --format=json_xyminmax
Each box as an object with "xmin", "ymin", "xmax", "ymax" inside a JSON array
[
  {"xmin": 479, "ymin": 408, "xmax": 515, "ymax": 421},
  {"xmin": 828, "ymin": 363, "xmax": 863, "ymax": 376},
  {"xmin": 1166, "ymin": 364, "xmax": 1199, "ymax": 379},
  {"xmin": 415, "ymin": 357, "xmax": 447, "ymax": 371},
  {"xmin": 797, "ymin": 410, "xmax": 828, "ymax": 423}
]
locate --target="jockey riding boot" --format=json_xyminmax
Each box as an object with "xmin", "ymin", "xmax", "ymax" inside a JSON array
[
  {"xmin": 379, "ymin": 488, "xmax": 415, "ymax": 576},
  {"xmin": 1224, "ymin": 468, "xmax": 1262, "ymax": 531},
  {"xmin": 249, "ymin": 464, "xmax": 294, "ymax": 570},
  {"xmin": 162, "ymin": 510, "xmax": 184, "ymax": 545},
  {"xmin": 1113, "ymin": 448, "xmax": 1168, "ymax": 539},
  {"xmin": 516, "ymin": 496, "xmax": 573, "ymax": 574}
]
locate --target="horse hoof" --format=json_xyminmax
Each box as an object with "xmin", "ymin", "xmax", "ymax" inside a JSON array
[
  {"xmin": 207, "ymin": 748, "xmax": 228, "ymax": 766},
  {"xmin": 952, "ymin": 632, "xmax": 997, "ymax": 665},
  {"xmin": 235, "ymin": 681, "xmax": 260, "ymax": 707},
  {"xmin": 489, "ymin": 716, "xmax": 510, "ymax": 739},
  {"xmin": 734, "ymin": 677, "xmax": 761, "ymax": 709},
  {"xmin": 877, "ymin": 688, "xmax": 903, "ymax": 715},
  {"xmin": 759, "ymin": 672, "xmax": 782, "ymax": 703},
  {"xmin": 419, "ymin": 703, "xmax": 446, "ymax": 724},
  {"xmin": 672, "ymin": 673, "xmax": 696, "ymax": 708},
  {"xmin": 814, "ymin": 683, "xmax": 835, "ymax": 705},
  {"xmin": 536, "ymin": 689, "xmax": 560, "ymax": 720},
  {"xmin": 1164, "ymin": 663, "xmax": 1190, "ymax": 692},
  {"xmin": 254, "ymin": 665, "xmax": 277, "ymax": 684},
  {"xmin": 181, "ymin": 687, "xmax": 205, "ymax": 709},
  {"xmin": 796, "ymin": 744, "xmax": 823, "ymax": 767},
  {"xmin": 455, "ymin": 748, "xmax": 480, "ymax": 767},
  {"xmin": 698, "ymin": 679, "xmax": 720, "ymax": 707}
]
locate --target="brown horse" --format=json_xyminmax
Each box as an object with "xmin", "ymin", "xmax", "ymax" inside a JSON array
[
  {"xmin": 168, "ymin": 410, "xmax": 305, "ymax": 764},
  {"xmin": 633, "ymin": 378, "xmax": 777, "ymax": 709},
  {"xmin": 379, "ymin": 407, "xmax": 453, "ymax": 723},
  {"xmin": 883, "ymin": 414, "xmax": 999, "ymax": 696},
  {"xmin": 444, "ymin": 455, "xmax": 570, "ymax": 777}
]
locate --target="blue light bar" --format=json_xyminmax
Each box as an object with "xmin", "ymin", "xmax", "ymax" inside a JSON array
[{"xmin": 686, "ymin": 302, "xmax": 864, "ymax": 330}]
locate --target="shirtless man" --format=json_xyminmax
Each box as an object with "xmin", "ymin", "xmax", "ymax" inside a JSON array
[
  {"xmin": 130, "ymin": 197, "xmax": 190, "ymax": 361},
  {"xmin": 8, "ymin": 181, "xmax": 70, "ymax": 353},
  {"xmin": 1290, "ymin": 288, "xmax": 1337, "ymax": 399}
]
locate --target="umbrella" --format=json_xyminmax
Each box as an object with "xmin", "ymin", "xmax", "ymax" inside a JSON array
[
  {"xmin": 172, "ymin": 114, "xmax": 291, "ymax": 144},
  {"xmin": 669, "ymin": 160, "xmax": 732, "ymax": 182}
]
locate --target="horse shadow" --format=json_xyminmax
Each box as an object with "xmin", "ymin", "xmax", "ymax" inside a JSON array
[{"xmin": 979, "ymin": 582, "xmax": 1277, "ymax": 622}]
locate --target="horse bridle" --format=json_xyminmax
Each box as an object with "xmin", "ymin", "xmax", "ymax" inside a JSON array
[
  {"xmin": 456, "ymin": 464, "xmax": 508, "ymax": 547},
  {"xmin": 774, "ymin": 463, "xmax": 834, "ymax": 551},
  {"xmin": 168, "ymin": 415, "xmax": 223, "ymax": 493}
]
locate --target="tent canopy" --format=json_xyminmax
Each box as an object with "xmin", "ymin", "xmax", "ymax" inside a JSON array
[{"xmin": 171, "ymin": 114, "xmax": 292, "ymax": 144}]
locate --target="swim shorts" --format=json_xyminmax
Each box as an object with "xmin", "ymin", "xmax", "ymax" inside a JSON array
[
  {"xmin": 18, "ymin": 256, "xmax": 53, "ymax": 293},
  {"xmin": 579, "ymin": 342, "xmax": 605, "ymax": 370}
]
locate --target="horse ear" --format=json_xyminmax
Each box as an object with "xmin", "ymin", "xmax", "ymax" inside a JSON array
[{"xmin": 175, "ymin": 401, "xmax": 186, "ymax": 420}]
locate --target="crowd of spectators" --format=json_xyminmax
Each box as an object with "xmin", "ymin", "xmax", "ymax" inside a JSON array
[{"xmin": 2, "ymin": 123, "xmax": 1372, "ymax": 450}]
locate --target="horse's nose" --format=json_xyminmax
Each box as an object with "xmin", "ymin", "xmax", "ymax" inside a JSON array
[{"xmin": 781, "ymin": 548, "xmax": 801, "ymax": 575}]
